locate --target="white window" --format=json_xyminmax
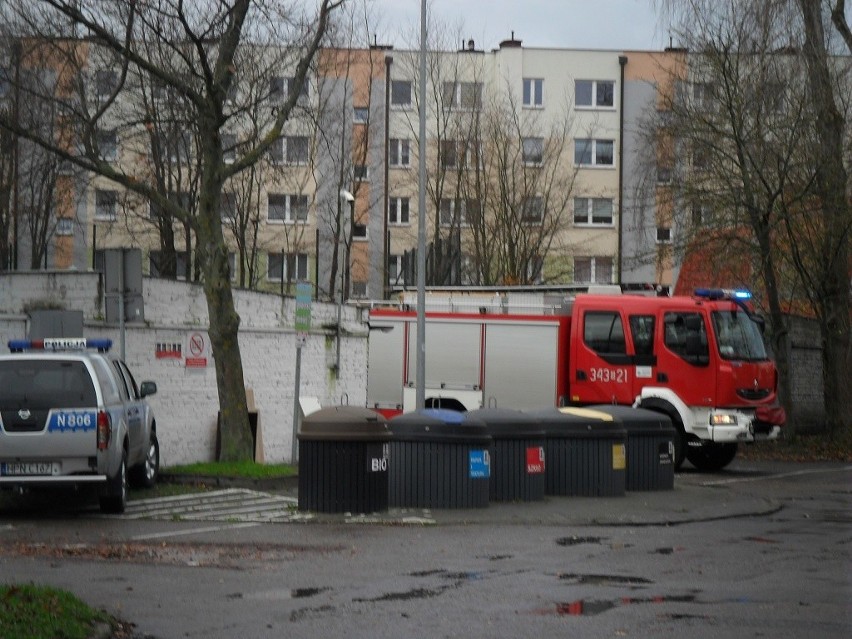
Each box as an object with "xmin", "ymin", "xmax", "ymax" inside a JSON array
[
  {"xmin": 574, "ymin": 256, "xmax": 613, "ymax": 284},
  {"xmin": 522, "ymin": 137, "xmax": 544, "ymax": 165},
  {"xmin": 153, "ymin": 131, "xmax": 190, "ymax": 163},
  {"xmin": 95, "ymin": 69, "xmax": 118, "ymax": 98},
  {"xmin": 574, "ymin": 138, "xmax": 614, "ymax": 167},
  {"xmin": 391, "ymin": 80, "xmax": 412, "ymax": 107},
  {"xmin": 574, "ymin": 197, "xmax": 613, "ymax": 225},
  {"xmin": 521, "ymin": 196, "xmax": 544, "ymax": 224},
  {"xmin": 440, "ymin": 140, "xmax": 482, "ymax": 170},
  {"xmin": 97, "ymin": 129, "xmax": 118, "ymax": 162},
  {"xmin": 440, "ymin": 198, "xmax": 479, "ymax": 227},
  {"xmin": 270, "ymin": 136, "xmax": 309, "ymax": 165},
  {"xmin": 442, "ymin": 81, "xmax": 483, "ymax": 110},
  {"xmin": 388, "ymin": 197, "xmax": 410, "ymax": 225},
  {"xmin": 523, "ymin": 78, "xmax": 543, "ymax": 108},
  {"xmin": 575, "ymin": 80, "xmax": 615, "ymax": 108},
  {"xmin": 222, "ymin": 132, "xmax": 236, "ymax": 164},
  {"xmin": 353, "ymin": 107, "xmax": 369, "ymax": 123},
  {"xmin": 149, "ymin": 250, "xmax": 189, "ymax": 280},
  {"xmin": 95, "ymin": 189, "xmax": 118, "ymax": 221},
  {"xmin": 56, "ymin": 218, "xmax": 74, "ymax": 236},
  {"xmin": 267, "ymin": 253, "xmax": 309, "ymax": 282},
  {"xmin": 220, "ymin": 192, "xmax": 237, "ymax": 220},
  {"xmin": 389, "ymin": 138, "xmax": 410, "ymax": 167},
  {"xmin": 269, "ymin": 76, "xmax": 286, "ymax": 102},
  {"xmin": 440, "ymin": 140, "xmax": 458, "ymax": 169},
  {"xmin": 354, "ymin": 164, "xmax": 369, "ymax": 181},
  {"xmin": 268, "ymin": 193, "xmax": 309, "ymax": 223},
  {"xmin": 656, "ymin": 227, "xmax": 672, "ymax": 244},
  {"xmin": 388, "ymin": 254, "xmax": 406, "ymax": 285},
  {"xmin": 693, "ymin": 82, "xmax": 715, "ymax": 110}
]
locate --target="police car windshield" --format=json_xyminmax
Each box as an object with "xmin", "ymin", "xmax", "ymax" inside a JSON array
[
  {"xmin": 711, "ymin": 311, "xmax": 768, "ymax": 361},
  {"xmin": 0, "ymin": 361, "xmax": 97, "ymax": 410}
]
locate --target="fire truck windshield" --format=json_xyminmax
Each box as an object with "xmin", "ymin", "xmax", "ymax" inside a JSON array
[{"xmin": 711, "ymin": 311, "xmax": 768, "ymax": 361}]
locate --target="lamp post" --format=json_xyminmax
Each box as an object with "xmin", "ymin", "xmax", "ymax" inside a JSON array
[
  {"xmin": 416, "ymin": 0, "xmax": 427, "ymax": 410},
  {"xmin": 337, "ymin": 190, "xmax": 355, "ymax": 373}
]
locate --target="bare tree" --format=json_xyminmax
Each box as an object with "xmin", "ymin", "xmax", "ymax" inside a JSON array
[{"xmin": 0, "ymin": 0, "xmax": 342, "ymax": 461}]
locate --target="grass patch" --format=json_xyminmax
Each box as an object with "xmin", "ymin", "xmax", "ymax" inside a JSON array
[
  {"xmin": 739, "ymin": 429, "xmax": 852, "ymax": 462},
  {"xmin": 162, "ymin": 460, "xmax": 297, "ymax": 479},
  {"xmin": 0, "ymin": 584, "xmax": 113, "ymax": 639}
]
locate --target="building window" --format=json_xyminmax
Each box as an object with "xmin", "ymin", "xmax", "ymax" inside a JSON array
[
  {"xmin": 440, "ymin": 140, "xmax": 482, "ymax": 170},
  {"xmin": 440, "ymin": 140, "xmax": 457, "ymax": 169},
  {"xmin": 574, "ymin": 256, "xmax": 614, "ymax": 284},
  {"xmin": 149, "ymin": 251, "xmax": 189, "ymax": 280},
  {"xmin": 574, "ymin": 138, "xmax": 614, "ymax": 167},
  {"xmin": 692, "ymin": 82, "xmax": 715, "ymax": 110},
  {"xmin": 222, "ymin": 132, "xmax": 236, "ymax": 164},
  {"xmin": 523, "ymin": 78, "xmax": 543, "ymax": 108},
  {"xmin": 657, "ymin": 166, "xmax": 672, "ymax": 184},
  {"xmin": 573, "ymin": 197, "xmax": 613, "ymax": 225},
  {"xmin": 95, "ymin": 69, "xmax": 118, "ymax": 98},
  {"xmin": 97, "ymin": 129, "xmax": 118, "ymax": 162},
  {"xmin": 270, "ymin": 135, "xmax": 309, "ymax": 165},
  {"xmin": 228, "ymin": 253, "xmax": 237, "ymax": 282},
  {"xmin": 391, "ymin": 80, "xmax": 412, "ymax": 107},
  {"xmin": 268, "ymin": 252, "xmax": 309, "ymax": 282},
  {"xmin": 354, "ymin": 164, "xmax": 369, "ymax": 181},
  {"xmin": 522, "ymin": 137, "xmax": 544, "ymax": 165},
  {"xmin": 56, "ymin": 218, "xmax": 74, "ymax": 236},
  {"xmin": 575, "ymin": 79, "xmax": 615, "ymax": 108},
  {"xmin": 388, "ymin": 197, "xmax": 410, "ymax": 225},
  {"xmin": 268, "ymin": 193, "xmax": 308, "ymax": 223},
  {"xmin": 95, "ymin": 189, "xmax": 118, "ymax": 221},
  {"xmin": 440, "ymin": 198, "xmax": 478, "ymax": 227},
  {"xmin": 521, "ymin": 196, "xmax": 544, "ymax": 225},
  {"xmin": 153, "ymin": 131, "xmax": 190, "ymax": 163},
  {"xmin": 220, "ymin": 192, "xmax": 237, "ymax": 220},
  {"xmin": 388, "ymin": 254, "xmax": 406, "ymax": 286},
  {"xmin": 656, "ymin": 227, "xmax": 672, "ymax": 243},
  {"xmin": 389, "ymin": 138, "xmax": 410, "ymax": 167},
  {"xmin": 353, "ymin": 107, "xmax": 369, "ymax": 123},
  {"xmin": 442, "ymin": 81, "xmax": 483, "ymax": 110}
]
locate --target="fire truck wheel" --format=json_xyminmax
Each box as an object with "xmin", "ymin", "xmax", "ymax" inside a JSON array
[
  {"xmin": 672, "ymin": 425, "xmax": 686, "ymax": 470},
  {"xmin": 686, "ymin": 442, "xmax": 739, "ymax": 472}
]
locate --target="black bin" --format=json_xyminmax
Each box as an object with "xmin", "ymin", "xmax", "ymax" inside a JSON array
[
  {"xmin": 590, "ymin": 405, "xmax": 675, "ymax": 491},
  {"xmin": 389, "ymin": 409, "xmax": 491, "ymax": 509},
  {"xmin": 533, "ymin": 407, "xmax": 627, "ymax": 497},
  {"xmin": 467, "ymin": 408, "xmax": 545, "ymax": 502},
  {"xmin": 298, "ymin": 406, "xmax": 390, "ymax": 514}
]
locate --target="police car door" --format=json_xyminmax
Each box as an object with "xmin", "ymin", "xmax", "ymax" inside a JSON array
[{"xmin": 110, "ymin": 359, "xmax": 145, "ymax": 462}]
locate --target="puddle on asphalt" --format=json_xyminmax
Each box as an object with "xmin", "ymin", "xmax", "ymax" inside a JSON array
[
  {"xmin": 558, "ymin": 573, "xmax": 653, "ymax": 586},
  {"xmin": 556, "ymin": 536, "xmax": 606, "ymax": 546},
  {"xmin": 536, "ymin": 594, "xmax": 699, "ymax": 616}
]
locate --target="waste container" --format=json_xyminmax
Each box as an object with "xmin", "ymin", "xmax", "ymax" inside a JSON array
[
  {"xmin": 297, "ymin": 406, "xmax": 390, "ymax": 514},
  {"xmin": 533, "ymin": 407, "xmax": 627, "ymax": 497},
  {"xmin": 590, "ymin": 405, "xmax": 675, "ymax": 491},
  {"xmin": 389, "ymin": 409, "xmax": 492, "ymax": 509},
  {"xmin": 467, "ymin": 408, "xmax": 545, "ymax": 502}
]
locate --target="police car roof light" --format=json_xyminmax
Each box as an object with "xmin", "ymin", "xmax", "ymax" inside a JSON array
[{"xmin": 7, "ymin": 338, "xmax": 113, "ymax": 353}]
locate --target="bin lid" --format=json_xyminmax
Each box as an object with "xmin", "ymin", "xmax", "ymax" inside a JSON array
[
  {"xmin": 390, "ymin": 409, "xmax": 491, "ymax": 444},
  {"xmin": 588, "ymin": 405, "xmax": 675, "ymax": 435},
  {"xmin": 298, "ymin": 406, "xmax": 390, "ymax": 441},
  {"xmin": 465, "ymin": 408, "xmax": 545, "ymax": 439},
  {"xmin": 528, "ymin": 407, "xmax": 626, "ymax": 439}
]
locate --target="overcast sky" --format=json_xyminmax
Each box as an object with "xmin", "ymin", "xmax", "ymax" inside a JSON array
[{"xmin": 368, "ymin": 0, "xmax": 671, "ymax": 51}]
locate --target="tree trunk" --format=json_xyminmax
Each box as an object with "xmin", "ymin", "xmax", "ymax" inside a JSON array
[{"xmin": 798, "ymin": 0, "xmax": 852, "ymax": 434}]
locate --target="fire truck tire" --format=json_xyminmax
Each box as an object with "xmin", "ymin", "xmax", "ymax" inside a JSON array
[{"xmin": 686, "ymin": 442, "xmax": 739, "ymax": 472}]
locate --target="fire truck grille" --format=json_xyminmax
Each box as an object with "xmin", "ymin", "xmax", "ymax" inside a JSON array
[{"xmin": 737, "ymin": 388, "xmax": 770, "ymax": 400}]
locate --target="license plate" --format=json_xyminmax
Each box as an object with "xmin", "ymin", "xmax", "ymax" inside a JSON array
[{"xmin": 0, "ymin": 462, "xmax": 60, "ymax": 476}]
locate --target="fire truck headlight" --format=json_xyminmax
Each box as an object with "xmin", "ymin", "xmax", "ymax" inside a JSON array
[{"xmin": 710, "ymin": 414, "xmax": 738, "ymax": 426}]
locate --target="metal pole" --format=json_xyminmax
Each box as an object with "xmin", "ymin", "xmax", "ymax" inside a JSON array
[
  {"xmin": 291, "ymin": 343, "xmax": 301, "ymax": 463},
  {"xmin": 416, "ymin": 0, "xmax": 427, "ymax": 410},
  {"xmin": 383, "ymin": 55, "xmax": 393, "ymax": 299},
  {"xmin": 119, "ymin": 250, "xmax": 126, "ymax": 360}
]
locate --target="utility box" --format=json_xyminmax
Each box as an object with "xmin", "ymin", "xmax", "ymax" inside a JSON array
[
  {"xmin": 298, "ymin": 406, "xmax": 390, "ymax": 514},
  {"xmin": 388, "ymin": 409, "xmax": 491, "ymax": 509}
]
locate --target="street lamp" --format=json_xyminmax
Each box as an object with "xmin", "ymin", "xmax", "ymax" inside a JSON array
[{"xmin": 336, "ymin": 190, "xmax": 355, "ymax": 373}]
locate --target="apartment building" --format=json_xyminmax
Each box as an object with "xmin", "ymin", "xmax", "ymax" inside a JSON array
[{"xmin": 1, "ymin": 36, "xmax": 681, "ymax": 299}]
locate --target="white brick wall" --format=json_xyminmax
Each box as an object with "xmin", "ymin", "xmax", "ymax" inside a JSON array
[{"xmin": 0, "ymin": 272, "xmax": 368, "ymax": 465}]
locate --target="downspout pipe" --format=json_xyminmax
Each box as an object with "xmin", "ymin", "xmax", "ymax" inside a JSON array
[{"xmin": 618, "ymin": 55, "xmax": 628, "ymax": 285}]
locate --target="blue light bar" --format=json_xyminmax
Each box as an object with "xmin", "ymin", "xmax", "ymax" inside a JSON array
[
  {"xmin": 7, "ymin": 338, "xmax": 113, "ymax": 353},
  {"xmin": 694, "ymin": 288, "xmax": 752, "ymax": 302}
]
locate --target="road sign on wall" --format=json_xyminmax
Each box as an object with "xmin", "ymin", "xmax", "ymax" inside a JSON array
[{"xmin": 185, "ymin": 331, "xmax": 209, "ymax": 368}]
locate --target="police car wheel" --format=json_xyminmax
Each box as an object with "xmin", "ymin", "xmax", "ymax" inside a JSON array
[
  {"xmin": 131, "ymin": 432, "xmax": 159, "ymax": 489},
  {"xmin": 99, "ymin": 449, "xmax": 128, "ymax": 514}
]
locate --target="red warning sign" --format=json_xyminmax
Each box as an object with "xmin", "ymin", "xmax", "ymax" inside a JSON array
[{"xmin": 185, "ymin": 332, "xmax": 208, "ymax": 368}]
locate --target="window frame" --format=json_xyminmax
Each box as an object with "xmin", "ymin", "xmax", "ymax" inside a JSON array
[
  {"xmin": 575, "ymin": 79, "xmax": 615, "ymax": 109},
  {"xmin": 573, "ymin": 197, "xmax": 614, "ymax": 226},
  {"xmin": 390, "ymin": 80, "xmax": 412, "ymax": 108},
  {"xmin": 95, "ymin": 189, "xmax": 118, "ymax": 221},
  {"xmin": 388, "ymin": 196, "xmax": 410, "ymax": 225},
  {"xmin": 523, "ymin": 77, "xmax": 544, "ymax": 108},
  {"xmin": 574, "ymin": 138, "xmax": 615, "ymax": 167},
  {"xmin": 389, "ymin": 138, "xmax": 410, "ymax": 167}
]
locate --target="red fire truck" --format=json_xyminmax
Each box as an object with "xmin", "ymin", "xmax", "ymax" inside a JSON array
[{"xmin": 366, "ymin": 287, "xmax": 785, "ymax": 471}]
